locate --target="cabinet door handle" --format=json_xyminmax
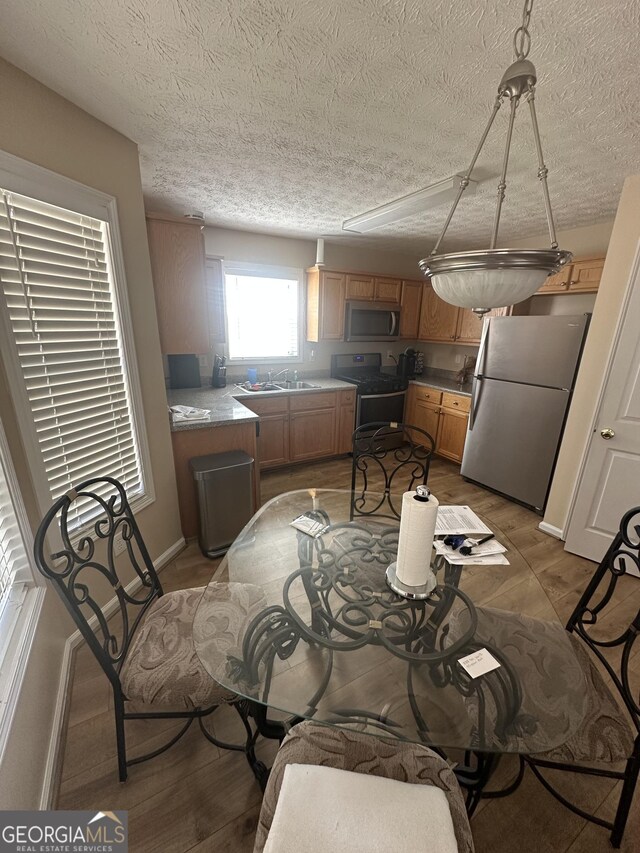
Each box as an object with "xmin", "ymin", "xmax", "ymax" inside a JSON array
[{"xmin": 453, "ymin": 401, "xmax": 459, "ymax": 406}]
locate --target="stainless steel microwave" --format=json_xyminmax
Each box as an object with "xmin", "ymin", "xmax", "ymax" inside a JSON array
[{"xmin": 345, "ymin": 301, "xmax": 401, "ymax": 342}]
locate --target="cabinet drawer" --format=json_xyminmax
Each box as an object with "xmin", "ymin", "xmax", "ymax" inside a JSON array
[
  {"xmin": 242, "ymin": 395, "xmax": 289, "ymax": 416},
  {"xmin": 339, "ymin": 389, "xmax": 356, "ymax": 406},
  {"xmin": 413, "ymin": 386, "xmax": 442, "ymax": 405},
  {"xmin": 441, "ymin": 392, "xmax": 470, "ymax": 413},
  {"xmin": 290, "ymin": 391, "xmax": 337, "ymax": 412}
]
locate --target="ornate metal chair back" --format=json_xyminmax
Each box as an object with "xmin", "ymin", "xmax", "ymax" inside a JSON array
[
  {"xmin": 350, "ymin": 422, "xmax": 435, "ymax": 520},
  {"xmin": 566, "ymin": 505, "xmax": 640, "ymax": 734},
  {"xmin": 33, "ymin": 476, "xmax": 163, "ymax": 688}
]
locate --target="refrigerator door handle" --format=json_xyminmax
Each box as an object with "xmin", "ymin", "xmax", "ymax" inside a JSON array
[
  {"xmin": 475, "ymin": 315, "xmax": 490, "ymax": 378},
  {"xmin": 468, "ymin": 375, "xmax": 483, "ymax": 431}
]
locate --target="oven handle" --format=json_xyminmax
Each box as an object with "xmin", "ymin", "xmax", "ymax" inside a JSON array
[{"xmin": 359, "ymin": 391, "xmax": 406, "ymax": 399}]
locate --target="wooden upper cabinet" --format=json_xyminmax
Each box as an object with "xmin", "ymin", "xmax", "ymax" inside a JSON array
[
  {"xmin": 455, "ymin": 306, "xmax": 509, "ymax": 345},
  {"xmin": 399, "ymin": 280, "xmax": 423, "ymax": 339},
  {"xmin": 418, "ymin": 284, "xmax": 459, "ymax": 342},
  {"xmin": 306, "ymin": 268, "xmax": 346, "ymax": 342},
  {"xmin": 569, "ymin": 257, "xmax": 605, "ymax": 292},
  {"xmin": 346, "ymin": 274, "xmax": 375, "ymax": 300},
  {"xmin": 374, "ymin": 277, "xmax": 402, "ymax": 303},
  {"xmin": 146, "ymin": 215, "xmax": 209, "ymax": 354},
  {"xmin": 534, "ymin": 256, "xmax": 605, "ymax": 295}
]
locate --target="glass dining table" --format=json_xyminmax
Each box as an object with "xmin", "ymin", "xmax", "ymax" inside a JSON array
[{"xmin": 193, "ymin": 489, "xmax": 588, "ymax": 797}]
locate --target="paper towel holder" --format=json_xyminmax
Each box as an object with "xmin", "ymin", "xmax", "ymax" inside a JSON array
[
  {"xmin": 386, "ymin": 484, "xmax": 438, "ymax": 599},
  {"xmin": 386, "ymin": 562, "xmax": 437, "ymax": 600}
]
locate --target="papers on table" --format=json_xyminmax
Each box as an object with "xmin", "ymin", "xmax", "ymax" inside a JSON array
[
  {"xmin": 433, "ymin": 538, "xmax": 510, "ymax": 566},
  {"xmin": 458, "ymin": 648, "xmax": 501, "ymax": 678},
  {"xmin": 435, "ymin": 506, "xmax": 492, "ymax": 536},
  {"xmin": 169, "ymin": 405, "xmax": 211, "ymax": 422}
]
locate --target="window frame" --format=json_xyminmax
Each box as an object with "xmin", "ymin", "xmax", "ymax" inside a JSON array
[
  {"xmin": 0, "ymin": 413, "xmax": 45, "ymax": 764},
  {"xmin": 0, "ymin": 150, "xmax": 155, "ymax": 525},
  {"xmin": 222, "ymin": 261, "xmax": 304, "ymax": 365}
]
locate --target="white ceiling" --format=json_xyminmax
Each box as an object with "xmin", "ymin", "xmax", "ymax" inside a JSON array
[{"xmin": 1, "ymin": 0, "xmax": 638, "ymax": 255}]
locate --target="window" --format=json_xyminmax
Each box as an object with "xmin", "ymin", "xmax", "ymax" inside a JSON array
[
  {"xmin": 224, "ymin": 262, "xmax": 302, "ymax": 362},
  {"xmin": 0, "ymin": 427, "xmax": 30, "ymax": 627},
  {"xmin": 0, "ymin": 185, "xmax": 150, "ymax": 531}
]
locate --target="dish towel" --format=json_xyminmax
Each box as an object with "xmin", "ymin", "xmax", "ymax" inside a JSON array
[
  {"xmin": 169, "ymin": 405, "xmax": 211, "ymax": 423},
  {"xmin": 263, "ymin": 763, "xmax": 459, "ymax": 853}
]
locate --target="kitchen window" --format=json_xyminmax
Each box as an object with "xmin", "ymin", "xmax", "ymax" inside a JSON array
[
  {"xmin": 223, "ymin": 262, "xmax": 302, "ymax": 362},
  {"xmin": 0, "ymin": 157, "xmax": 153, "ymax": 532}
]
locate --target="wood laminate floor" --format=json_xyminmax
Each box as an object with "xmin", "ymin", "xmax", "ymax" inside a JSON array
[{"xmin": 56, "ymin": 457, "xmax": 640, "ymax": 852}]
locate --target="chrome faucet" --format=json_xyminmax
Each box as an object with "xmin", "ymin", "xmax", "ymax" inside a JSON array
[{"xmin": 269, "ymin": 368, "xmax": 289, "ymax": 382}]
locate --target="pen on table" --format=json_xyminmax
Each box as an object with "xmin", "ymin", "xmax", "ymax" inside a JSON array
[{"xmin": 459, "ymin": 533, "xmax": 495, "ymax": 556}]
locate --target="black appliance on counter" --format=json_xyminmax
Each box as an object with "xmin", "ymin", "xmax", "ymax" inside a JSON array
[
  {"xmin": 211, "ymin": 354, "xmax": 227, "ymax": 388},
  {"xmin": 397, "ymin": 347, "xmax": 417, "ymax": 379},
  {"xmin": 331, "ymin": 353, "xmax": 407, "ymax": 443},
  {"xmin": 167, "ymin": 354, "xmax": 201, "ymax": 389}
]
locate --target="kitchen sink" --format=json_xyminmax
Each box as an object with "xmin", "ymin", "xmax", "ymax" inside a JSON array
[
  {"xmin": 238, "ymin": 383, "xmax": 281, "ymax": 392},
  {"xmin": 275, "ymin": 381, "xmax": 322, "ymax": 390}
]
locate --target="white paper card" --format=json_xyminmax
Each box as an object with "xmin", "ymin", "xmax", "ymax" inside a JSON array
[
  {"xmin": 458, "ymin": 648, "xmax": 501, "ymax": 678},
  {"xmin": 435, "ymin": 506, "xmax": 492, "ymax": 535}
]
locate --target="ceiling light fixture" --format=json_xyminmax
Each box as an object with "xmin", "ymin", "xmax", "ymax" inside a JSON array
[
  {"xmin": 342, "ymin": 175, "xmax": 477, "ymax": 234},
  {"xmin": 419, "ymin": 0, "xmax": 571, "ymax": 314}
]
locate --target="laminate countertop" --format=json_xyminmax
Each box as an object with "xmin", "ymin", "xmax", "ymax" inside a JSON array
[{"xmin": 167, "ymin": 378, "xmax": 355, "ymax": 432}]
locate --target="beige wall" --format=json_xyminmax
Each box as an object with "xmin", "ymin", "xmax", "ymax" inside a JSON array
[
  {"xmin": 543, "ymin": 177, "xmax": 640, "ymax": 532},
  {"xmin": 203, "ymin": 226, "xmax": 425, "ymax": 377},
  {"xmin": 0, "ymin": 58, "xmax": 181, "ymax": 807}
]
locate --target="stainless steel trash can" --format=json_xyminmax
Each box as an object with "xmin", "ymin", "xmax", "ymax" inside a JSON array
[{"xmin": 189, "ymin": 450, "xmax": 255, "ymax": 558}]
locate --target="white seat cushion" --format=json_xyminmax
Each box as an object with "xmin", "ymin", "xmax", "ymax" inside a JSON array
[{"xmin": 263, "ymin": 763, "xmax": 459, "ymax": 853}]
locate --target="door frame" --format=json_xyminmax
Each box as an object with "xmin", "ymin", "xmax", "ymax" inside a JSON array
[{"xmin": 563, "ymin": 237, "xmax": 640, "ymax": 541}]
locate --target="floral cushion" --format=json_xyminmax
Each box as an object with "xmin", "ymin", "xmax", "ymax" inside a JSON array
[{"xmin": 121, "ymin": 583, "xmax": 263, "ymax": 710}]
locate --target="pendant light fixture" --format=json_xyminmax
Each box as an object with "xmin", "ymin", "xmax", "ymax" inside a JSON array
[{"xmin": 419, "ymin": 0, "xmax": 571, "ymax": 315}]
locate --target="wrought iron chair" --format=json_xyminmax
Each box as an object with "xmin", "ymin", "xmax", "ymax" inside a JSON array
[
  {"xmin": 521, "ymin": 505, "xmax": 640, "ymax": 848},
  {"xmin": 350, "ymin": 421, "xmax": 435, "ymax": 520},
  {"xmin": 33, "ymin": 476, "xmax": 260, "ymax": 783},
  {"xmin": 459, "ymin": 506, "xmax": 640, "ymax": 847}
]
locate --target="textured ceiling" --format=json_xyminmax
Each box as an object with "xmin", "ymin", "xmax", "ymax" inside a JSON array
[{"xmin": 1, "ymin": 0, "xmax": 638, "ymax": 255}]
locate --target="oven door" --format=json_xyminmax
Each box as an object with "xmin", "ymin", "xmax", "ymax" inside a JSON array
[{"xmin": 357, "ymin": 391, "xmax": 406, "ymax": 427}]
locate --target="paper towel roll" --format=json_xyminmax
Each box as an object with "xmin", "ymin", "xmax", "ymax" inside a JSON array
[{"xmin": 395, "ymin": 489, "xmax": 439, "ymax": 587}]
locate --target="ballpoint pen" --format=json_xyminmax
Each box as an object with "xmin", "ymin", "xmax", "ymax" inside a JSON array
[{"xmin": 459, "ymin": 533, "xmax": 495, "ymax": 556}]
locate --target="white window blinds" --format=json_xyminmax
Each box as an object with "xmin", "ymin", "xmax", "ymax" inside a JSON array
[
  {"xmin": 0, "ymin": 448, "xmax": 29, "ymax": 619},
  {"xmin": 0, "ymin": 189, "xmax": 144, "ymax": 530},
  {"xmin": 224, "ymin": 264, "xmax": 301, "ymax": 361}
]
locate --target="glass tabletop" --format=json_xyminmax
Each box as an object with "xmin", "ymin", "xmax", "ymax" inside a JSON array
[{"xmin": 194, "ymin": 489, "xmax": 588, "ymax": 754}]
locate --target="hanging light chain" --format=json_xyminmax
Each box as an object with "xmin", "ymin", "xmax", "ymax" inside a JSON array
[{"xmin": 513, "ymin": 0, "xmax": 534, "ymax": 60}]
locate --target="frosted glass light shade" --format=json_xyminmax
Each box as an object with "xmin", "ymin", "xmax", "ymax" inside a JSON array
[
  {"xmin": 431, "ymin": 268, "xmax": 548, "ymax": 310},
  {"xmin": 419, "ymin": 248, "xmax": 572, "ymax": 312}
]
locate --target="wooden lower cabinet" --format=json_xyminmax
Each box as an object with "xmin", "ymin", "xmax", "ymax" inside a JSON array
[
  {"xmin": 290, "ymin": 409, "xmax": 336, "ymax": 461},
  {"xmin": 242, "ymin": 388, "xmax": 355, "ymax": 468},
  {"xmin": 338, "ymin": 390, "xmax": 356, "ymax": 453},
  {"xmin": 406, "ymin": 384, "xmax": 470, "ymax": 464},
  {"xmin": 170, "ymin": 421, "xmax": 259, "ymax": 539},
  {"xmin": 257, "ymin": 414, "xmax": 289, "ymax": 468},
  {"xmin": 436, "ymin": 408, "xmax": 469, "ymax": 462}
]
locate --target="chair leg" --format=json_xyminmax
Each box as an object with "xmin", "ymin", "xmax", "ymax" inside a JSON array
[
  {"xmin": 611, "ymin": 744, "xmax": 640, "ymax": 848},
  {"xmin": 114, "ymin": 698, "xmax": 127, "ymax": 783}
]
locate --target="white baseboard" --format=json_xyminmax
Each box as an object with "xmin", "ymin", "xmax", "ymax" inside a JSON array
[
  {"xmin": 38, "ymin": 537, "xmax": 186, "ymax": 808},
  {"xmin": 538, "ymin": 521, "xmax": 564, "ymax": 540}
]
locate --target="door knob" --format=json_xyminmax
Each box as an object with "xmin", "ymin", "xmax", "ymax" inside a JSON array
[{"xmin": 600, "ymin": 428, "xmax": 615, "ymax": 440}]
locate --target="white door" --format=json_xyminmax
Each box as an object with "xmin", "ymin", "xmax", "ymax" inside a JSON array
[{"xmin": 564, "ymin": 253, "xmax": 640, "ymax": 561}]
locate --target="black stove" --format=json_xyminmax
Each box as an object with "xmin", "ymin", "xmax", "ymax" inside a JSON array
[{"xmin": 331, "ymin": 353, "xmax": 408, "ymax": 395}]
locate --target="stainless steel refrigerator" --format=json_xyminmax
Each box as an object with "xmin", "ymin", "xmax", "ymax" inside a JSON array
[{"xmin": 461, "ymin": 314, "xmax": 590, "ymax": 512}]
